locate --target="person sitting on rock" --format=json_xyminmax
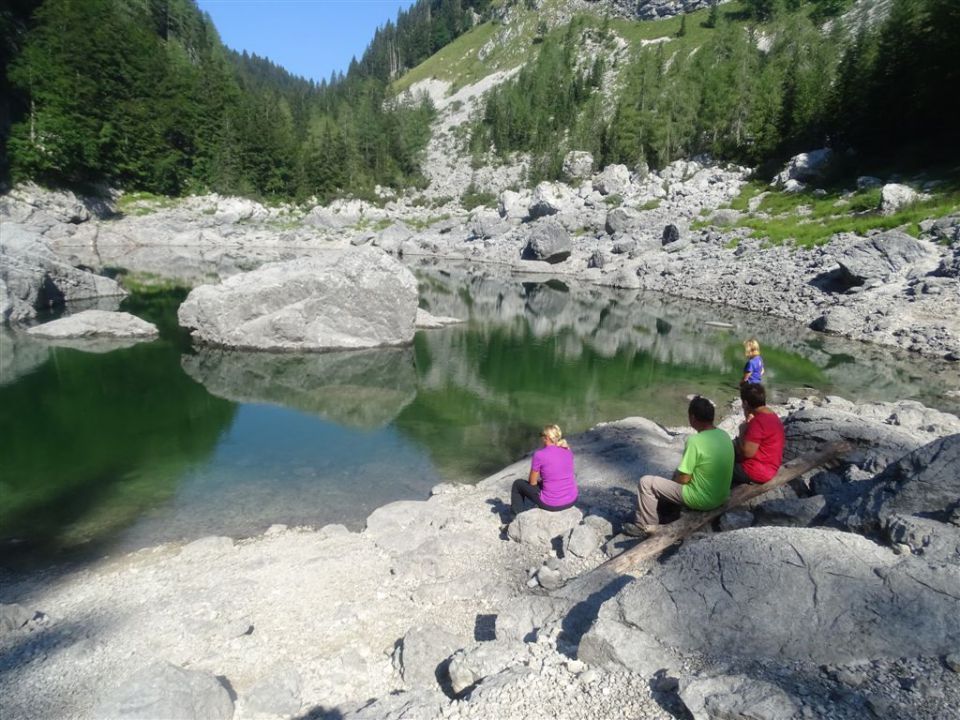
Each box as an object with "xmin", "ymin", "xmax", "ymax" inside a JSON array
[
  {"xmin": 733, "ymin": 382, "xmax": 785, "ymax": 485},
  {"xmin": 623, "ymin": 396, "xmax": 734, "ymax": 538},
  {"xmin": 510, "ymin": 424, "xmax": 578, "ymax": 516}
]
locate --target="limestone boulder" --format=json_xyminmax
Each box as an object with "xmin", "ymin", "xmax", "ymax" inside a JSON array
[
  {"xmin": 880, "ymin": 183, "xmax": 919, "ymax": 215},
  {"xmin": 835, "ymin": 434, "xmax": 960, "ymax": 563},
  {"xmin": 498, "ymin": 190, "xmax": 527, "ymax": 220},
  {"xmin": 593, "ymin": 164, "xmax": 631, "ymax": 196},
  {"xmin": 773, "ymin": 148, "xmax": 832, "ymax": 186},
  {"xmin": 93, "ymin": 661, "xmax": 234, "ymax": 720},
  {"xmin": 395, "ymin": 624, "xmax": 462, "ymax": 688},
  {"xmin": 564, "ymin": 523, "xmax": 601, "ymax": 558},
  {"xmin": 604, "ymin": 207, "xmax": 642, "ymax": 236},
  {"xmin": 522, "ymin": 221, "xmax": 572, "ymax": 264},
  {"xmin": 507, "ymin": 507, "xmax": 583, "ymax": 548},
  {"xmin": 831, "ymin": 231, "xmax": 931, "ymax": 286},
  {"xmin": 241, "ymin": 665, "xmax": 302, "ymax": 719},
  {"xmin": 579, "ymin": 528, "xmax": 960, "ymax": 669},
  {"xmin": 468, "ymin": 209, "xmax": 509, "ymax": 240},
  {"xmin": 679, "ymin": 674, "xmax": 799, "ymax": 720},
  {"xmin": 528, "ymin": 182, "xmax": 571, "ymax": 219},
  {"xmin": 27, "ymin": 310, "xmax": 158, "ymax": 341},
  {"xmin": 562, "ymin": 151, "xmax": 594, "ymax": 181},
  {"xmin": 0, "ymin": 604, "xmax": 35, "ymax": 634},
  {"xmin": 0, "ymin": 223, "xmax": 126, "ymax": 322},
  {"xmin": 447, "ymin": 640, "xmax": 530, "ymax": 694},
  {"xmin": 373, "ymin": 223, "xmax": 414, "ymax": 255},
  {"xmin": 177, "ymin": 248, "xmax": 418, "ymax": 351}
]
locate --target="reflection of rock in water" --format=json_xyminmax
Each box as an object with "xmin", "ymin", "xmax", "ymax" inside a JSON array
[
  {"xmin": 413, "ymin": 264, "xmax": 960, "ymax": 413},
  {"xmin": 0, "ymin": 327, "xmax": 49, "ymax": 385},
  {"xmin": 182, "ymin": 346, "xmax": 417, "ymax": 429}
]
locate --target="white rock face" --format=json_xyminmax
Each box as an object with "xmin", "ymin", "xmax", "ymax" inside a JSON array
[
  {"xmin": 27, "ymin": 310, "xmax": 158, "ymax": 340},
  {"xmin": 177, "ymin": 248, "xmax": 418, "ymax": 351}
]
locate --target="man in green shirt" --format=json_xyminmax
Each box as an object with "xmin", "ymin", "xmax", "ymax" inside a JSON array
[{"xmin": 624, "ymin": 396, "xmax": 734, "ymax": 537}]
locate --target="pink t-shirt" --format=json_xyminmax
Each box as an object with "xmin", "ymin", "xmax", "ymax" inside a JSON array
[{"xmin": 531, "ymin": 445, "xmax": 578, "ymax": 507}]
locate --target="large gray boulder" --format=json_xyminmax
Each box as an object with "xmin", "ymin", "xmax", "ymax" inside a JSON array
[
  {"xmin": 27, "ymin": 310, "xmax": 158, "ymax": 341},
  {"xmin": 93, "ymin": 661, "xmax": 234, "ymax": 720},
  {"xmin": 604, "ymin": 207, "xmax": 642, "ymax": 236},
  {"xmin": 579, "ymin": 528, "xmax": 960, "ymax": 669},
  {"xmin": 523, "ymin": 221, "xmax": 572, "ymax": 264},
  {"xmin": 679, "ymin": 674, "xmax": 799, "ymax": 720},
  {"xmin": 181, "ymin": 345, "xmax": 417, "ymax": 429},
  {"xmin": 593, "ymin": 164, "xmax": 631, "ymax": 196},
  {"xmin": 0, "ymin": 222, "xmax": 126, "ymax": 322},
  {"xmin": 177, "ymin": 248, "xmax": 418, "ymax": 351},
  {"xmin": 832, "ymin": 231, "xmax": 931, "ymax": 286},
  {"xmin": 373, "ymin": 223, "xmax": 414, "ymax": 255},
  {"xmin": 773, "ymin": 148, "xmax": 832, "ymax": 186},
  {"xmin": 468, "ymin": 209, "xmax": 509, "ymax": 240}
]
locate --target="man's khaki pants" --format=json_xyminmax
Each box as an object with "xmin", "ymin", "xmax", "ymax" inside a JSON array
[{"xmin": 636, "ymin": 474, "xmax": 684, "ymax": 526}]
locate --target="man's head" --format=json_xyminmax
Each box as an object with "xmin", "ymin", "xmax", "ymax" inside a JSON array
[
  {"xmin": 688, "ymin": 396, "xmax": 715, "ymax": 429},
  {"xmin": 740, "ymin": 382, "xmax": 766, "ymax": 411}
]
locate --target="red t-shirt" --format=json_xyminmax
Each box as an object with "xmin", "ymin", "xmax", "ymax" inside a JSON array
[{"xmin": 742, "ymin": 411, "xmax": 785, "ymax": 483}]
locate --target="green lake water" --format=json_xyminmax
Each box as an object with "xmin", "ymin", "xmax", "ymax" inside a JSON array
[{"xmin": 2, "ymin": 265, "xmax": 958, "ymax": 570}]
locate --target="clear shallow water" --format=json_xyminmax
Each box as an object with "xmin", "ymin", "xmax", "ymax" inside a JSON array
[{"xmin": 2, "ymin": 265, "xmax": 958, "ymax": 569}]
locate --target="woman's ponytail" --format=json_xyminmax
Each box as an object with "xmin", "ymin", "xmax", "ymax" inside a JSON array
[{"xmin": 543, "ymin": 424, "xmax": 569, "ymax": 449}]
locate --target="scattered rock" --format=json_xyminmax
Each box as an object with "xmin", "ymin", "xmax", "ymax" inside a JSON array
[
  {"xmin": 447, "ymin": 640, "xmax": 529, "ymax": 694},
  {"xmin": 832, "ymin": 231, "xmax": 931, "ymax": 286},
  {"xmin": 593, "ymin": 165, "xmax": 631, "ymax": 196},
  {"xmin": 523, "ymin": 221, "xmax": 572, "ymax": 264},
  {"xmin": 773, "ymin": 149, "xmax": 833, "ymax": 187},
  {"xmin": 718, "ymin": 509, "xmax": 754, "ymax": 531},
  {"xmin": 528, "ymin": 182, "xmax": 569, "ymax": 219},
  {"xmin": 661, "ymin": 224, "xmax": 681, "ymax": 246},
  {"xmin": 0, "ymin": 604, "xmax": 34, "ymax": 633},
  {"xmin": 565, "ymin": 523, "xmax": 601, "ymax": 559},
  {"xmin": 562, "ymin": 151, "xmax": 594, "ymax": 181}
]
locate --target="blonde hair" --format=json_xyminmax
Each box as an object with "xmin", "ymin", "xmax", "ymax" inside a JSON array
[
  {"xmin": 743, "ymin": 338, "xmax": 761, "ymax": 357},
  {"xmin": 542, "ymin": 424, "xmax": 569, "ymax": 449}
]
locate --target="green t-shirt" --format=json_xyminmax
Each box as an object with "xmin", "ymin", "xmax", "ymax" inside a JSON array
[{"xmin": 679, "ymin": 428, "xmax": 734, "ymax": 510}]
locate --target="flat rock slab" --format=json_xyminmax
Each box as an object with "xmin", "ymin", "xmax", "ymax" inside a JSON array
[
  {"xmin": 177, "ymin": 247, "xmax": 418, "ymax": 351},
  {"xmin": 27, "ymin": 310, "xmax": 158, "ymax": 340},
  {"xmin": 680, "ymin": 673, "xmax": 798, "ymax": 720},
  {"xmin": 580, "ymin": 527, "xmax": 960, "ymax": 669}
]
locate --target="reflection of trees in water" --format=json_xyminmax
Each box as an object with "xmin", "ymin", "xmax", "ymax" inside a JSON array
[
  {"xmin": 0, "ymin": 338, "xmax": 236, "ymax": 562},
  {"xmin": 182, "ymin": 346, "xmax": 417, "ymax": 430}
]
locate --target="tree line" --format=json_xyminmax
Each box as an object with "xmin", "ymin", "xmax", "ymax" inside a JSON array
[{"xmin": 1, "ymin": 0, "xmax": 455, "ymax": 200}]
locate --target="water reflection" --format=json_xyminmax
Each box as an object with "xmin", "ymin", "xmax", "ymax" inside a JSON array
[{"xmin": 181, "ymin": 346, "xmax": 417, "ymax": 429}]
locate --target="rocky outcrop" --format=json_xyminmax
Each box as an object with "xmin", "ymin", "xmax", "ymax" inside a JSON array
[
  {"xmin": 0, "ymin": 223, "xmax": 125, "ymax": 322},
  {"xmin": 773, "ymin": 148, "xmax": 833, "ymax": 187},
  {"xmin": 831, "ymin": 230, "xmax": 931, "ymax": 287},
  {"xmin": 679, "ymin": 674, "xmax": 799, "ymax": 720},
  {"xmin": 579, "ymin": 527, "xmax": 960, "ymax": 669},
  {"xmin": 880, "ymin": 183, "xmax": 919, "ymax": 214},
  {"xmin": 177, "ymin": 248, "xmax": 418, "ymax": 351}
]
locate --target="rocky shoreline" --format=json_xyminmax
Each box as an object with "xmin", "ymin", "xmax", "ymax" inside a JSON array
[{"xmin": 1, "ymin": 395, "xmax": 959, "ymax": 720}]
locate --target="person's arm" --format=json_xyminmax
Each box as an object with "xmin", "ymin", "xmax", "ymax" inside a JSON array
[
  {"xmin": 528, "ymin": 469, "xmax": 540, "ymax": 486},
  {"xmin": 674, "ymin": 439, "xmax": 695, "ymax": 485},
  {"xmin": 672, "ymin": 470, "xmax": 692, "ymax": 485},
  {"xmin": 740, "ymin": 440, "xmax": 759, "ymax": 459},
  {"xmin": 741, "ymin": 416, "xmax": 761, "ymax": 459}
]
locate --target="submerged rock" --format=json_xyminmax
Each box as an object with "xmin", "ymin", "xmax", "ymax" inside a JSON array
[
  {"xmin": 177, "ymin": 247, "xmax": 418, "ymax": 351},
  {"xmin": 27, "ymin": 310, "xmax": 158, "ymax": 341}
]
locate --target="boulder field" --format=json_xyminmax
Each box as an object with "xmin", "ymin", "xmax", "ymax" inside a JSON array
[{"xmin": 2, "ymin": 396, "xmax": 958, "ymax": 720}]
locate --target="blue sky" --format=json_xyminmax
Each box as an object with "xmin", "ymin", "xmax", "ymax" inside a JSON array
[{"xmin": 197, "ymin": 0, "xmax": 416, "ymax": 83}]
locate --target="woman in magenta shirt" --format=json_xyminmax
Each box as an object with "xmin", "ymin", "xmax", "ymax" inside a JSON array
[{"xmin": 510, "ymin": 424, "xmax": 579, "ymax": 515}]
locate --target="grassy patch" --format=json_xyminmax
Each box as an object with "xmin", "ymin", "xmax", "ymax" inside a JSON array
[
  {"xmin": 116, "ymin": 191, "xmax": 178, "ymax": 216},
  {"xmin": 639, "ymin": 198, "xmax": 661, "ymax": 211},
  {"xmin": 604, "ymin": 194, "xmax": 623, "ymax": 207},
  {"xmin": 461, "ymin": 187, "xmax": 498, "ymax": 211},
  {"xmin": 408, "ymin": 213, "xmax": 452, "ymax": 231},
  {"xmin": 114, "ymin": 271, "xmax": 191, "ymax": 294}
]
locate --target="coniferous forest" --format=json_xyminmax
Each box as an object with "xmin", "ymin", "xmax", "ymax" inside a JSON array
[
  {"xmin": 0, "ymin": 0, "xmax": 486, "ymax": 200},
  {"xmin": 1, "ymin": 0, "xmax": 958, "ymax": 200}
]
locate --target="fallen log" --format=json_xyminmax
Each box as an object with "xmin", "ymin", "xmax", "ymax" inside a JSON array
[{"xmin": 555, "ymin": 441, "xmax": 851, "ymax": 598}]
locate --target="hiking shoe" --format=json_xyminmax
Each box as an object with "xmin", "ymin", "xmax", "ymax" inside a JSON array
[{"xmin": 622, "ymin": 522, "xmax": 656, "ymax": 538}]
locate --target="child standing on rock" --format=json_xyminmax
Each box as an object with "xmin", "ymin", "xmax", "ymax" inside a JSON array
[{"xmin": 741, "ymin": 338, "xmax": 765, "ymax": 386}]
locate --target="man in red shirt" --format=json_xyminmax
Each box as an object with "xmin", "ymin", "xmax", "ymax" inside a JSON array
[{"xmin": 733, "ymin": 383, "xmax": 785, "ymax": 484}]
